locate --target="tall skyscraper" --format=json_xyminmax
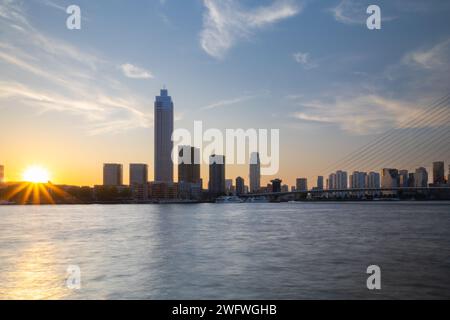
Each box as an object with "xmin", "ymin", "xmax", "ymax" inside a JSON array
[
  {"xmin": 432, "ymin": 161, "xmax": 445, "ymax": 185},
  {"xmin": 317, "ymin": 176, "xmax": 324, "ymax": 190},
  {"xmin": 415, "ymin": 167, "xmax": 428, "ymax": 188},
  {"xmin": 103, "ymin": 164, "xmax": 123, "ymax": 186},
  {"xmin": 296, "ymin": 178, "xmax": 308, "ymax": 191},
  {"xmin": 209, "ymin": 155, "xmax": 225, "ymax": 196},
  {"xmin": 178, "ymin": 146, "xmax": 201, "ymax": 183},
  {"xmin": 235, "ymin": 177, "xmax": 245, "ymax": 195},
  {"xmin": 154, "ymin": 88, "xmax": 174, "ymax": 182},
  {"xmin": 0, "ymin": 165, "xmax": 4, "ymax": 183},
  {"xmin": 249, "ymin": 152, "xmax": 261, "ymax": 193},
  {"xmin": 130, "ymin": 164, "xmax": 148, "ymax": 200}
]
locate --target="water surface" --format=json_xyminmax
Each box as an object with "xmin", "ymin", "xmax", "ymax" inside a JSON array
[{"xmin": 0, "ymin": 202, "xmax": 449, "ymax": 299}]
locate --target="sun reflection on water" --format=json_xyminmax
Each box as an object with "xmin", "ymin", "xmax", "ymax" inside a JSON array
[{"xmin": 1, "ymin": 242, "xmax": 68, "ymax": 300}]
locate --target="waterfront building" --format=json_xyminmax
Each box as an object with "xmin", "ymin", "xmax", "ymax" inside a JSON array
[
  {"xmin": 271, "ymin": 179, "xmax": 282, "ymax": 193},
  {"xmin": 296, "ymin": 178, "xmax": 308, "ymax": 192},
  {"xmin": 236, "ymin": 177, "xmax": 245, "ymax": 196},
  {"xmin": 103, "ymin": 164, "xmax": 123, "ymax": 186},
  {"xmin": 433, "ymin": 161, "xmax": 445, "ymax": 185},
  {"xmin": 154, "ymin": 88, "xmax": 174, "ymax": 182},
  {"xmin": 130, "ymin": 164, "xmax": 148, "ymax": 200},
  {"xmin": 399, "ymin": 170, "xmax": 409, "ymax": 188},
  {"xmin": 178, "ymin": 146, "xmax": 201, "ymax": 184},
  {"xmin": 249, "ymin": 152, "xmax": 261, "ymax": 193},
  {"xmin": 209, "ymin": 155, "xmax": 226, "ymax": 196},
  {"xmin": 381, "ymin": 168, "xmax": 399, "ymax": 189},
  {"xmin": 149, "ymin": 181, "xmax": 178, "ymax": 199},
  {"xmin": 415, "ymin": 167, "xmax": 428, "ymax": 188},
  {"xmin": 317, "ymin": 176, "xmax": 324, "ymax": 190},
  {"xmin": 0, "ymin": 165, "xmax": 4, "ymax": 184},
  {"xmin": 225, "ymin": 179, "xmax": 233, "ymax": 194}
]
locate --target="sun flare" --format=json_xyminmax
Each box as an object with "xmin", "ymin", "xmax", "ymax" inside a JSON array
[{"xmin": 22, "ymin": 166, "xmax": 50, "ymax": 183}]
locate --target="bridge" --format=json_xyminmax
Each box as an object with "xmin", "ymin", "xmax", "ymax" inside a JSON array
[{"xmin": 241, "ymin": 187, "xmax": 450, "ymax": 199}]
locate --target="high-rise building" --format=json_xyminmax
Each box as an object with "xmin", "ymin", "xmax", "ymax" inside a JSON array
[
  {"xmin": 399, "ymin": 170, "xmax": 409, "ymax": 187},
  {"xmin": 178, "ymin": 146, "xmax": 201, "ymax": 183},
  {"xmin": 366, "ymin": 172, "xmax": 381, "ymax": 188},
  {"xmin": 130, "ymin": 164, "xmax": 148, "ymax": 200},
  {"xmin": 0, "ymin": 165, "xmax": 4, "ymax": 183},
  {"xmin": 407, "ymin": 173, "xmax": 415, "ymax": 187},
  {"xmin": 271, "ymin": 179, "xmax": 282, "ymax": 193},
  {"xmin": 296, "ymin": 178, "xmax": 308, "ymax": 192},
  {"xmin": 317, "ymin": 176, "xmax": 324, "ymax": 190},
  {"xmin": 350, "ymin": 171, "xmax": 367, "ymax": 189},
  {"xmin": 209, "ymin": 155, "xmax": 225, "ymax": 196},
  {"xmin": 432, "ymin": 161, "xmax": 445, "ymax": 185},
  {"xmin": 336, "ymin": 170, "xmax": 348, "ymax": 189},
  {"xmin": 328, "ymin": 173, "xmax": 337, "ymax": 190},
  {"xmin": 154, "ymin": 88, "xmax": 174, "ymax": 182},
  {"xmin": 103, "ymin": 164, "xmax": 123, "ymax": 186},
  {"xmin": 249, "ymin": 152, "xmax": 261, "ymax": 193},
  {"xmin": 415, "ymin": 167, "xmax": 428, "ymax": 188},
  {"xmin": 448, "ymin": 165, "xmax": 450, "ymax": 185},
  {"xmin": 381, "ymin": 168, "xmax": 399, "ymax": 189},
  {"xmin": 130, "ymin": 164, "xmax": 148, "ymax": 185},
  {"xmin": 236, "ymin": 177, "xmax": 245, "ymax": 195}
]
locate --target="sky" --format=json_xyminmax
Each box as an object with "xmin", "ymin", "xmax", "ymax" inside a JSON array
[{"xmin": 1, "ymin": 0, "xmax": 450, "ymax": 187}]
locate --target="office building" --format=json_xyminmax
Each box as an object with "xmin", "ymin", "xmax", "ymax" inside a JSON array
[
  {"xmin": 0, "ymin": 165, "xmax": 4, "ymax": 183},
  {"xmin": 336, "ymin": 171, "xmax": 348, "ymax": 189},
  {"xmin": 366, "ymin": 172, "xmax": 381, "ymax": 189},
  {"xmin": 433, "ymin": 161, "xmax": 445, "ymax": 185},
  {"xmin": 225, "ymin": 179, "xmax": 233, "ymax": 194},
  {"xmin": 130, "ymin": 164, "xmax": 148, "ymax": 200},
  {"xmin": 154, "ymin": 88, "xmax": 174, "ymax": 182},
  {"xmin": 415, "ymin": 167, "xmax": 428, "ymax": 188},
  {"xmin": 407, "ymin": 173, "xmax": 415, "ymax": 188},
  {"xmin": 236, "ymin": 177, "xmax": 245, "ymax": 195},
  {"xmin": 178, "ymin": 146, "xmax": 201, "ymax": 183},
  {"xmin": 399, "ymin": 170, "xmax": 409, "ymax": 188},
  {"xmin": 381, "ymin": 168, "xmax": 399, "ymax": 189},
  {"xmin": 296, "ymin": 178, "xmax": 308, "ymax": 192},
  {"xmin": 249, "ymin": 152, "xmax": 261, "ymax": 193},
  {"xmin": 317, "ymin": 176, "xmax": 324, "ymax": 190},
  {"xmin": 209, "ymin": 155, "xmax": 226, "ymax": 196},
  {"xmin": 103, "ymin": 164, "xmax": 123, "ymax": 186},
  {"xmin": 271, "ymin": 179, "xmax": 282, "ymax": 193},
  {"xmin": 350, "ymin": 171, "xmax": 367, "ymax": 189}
]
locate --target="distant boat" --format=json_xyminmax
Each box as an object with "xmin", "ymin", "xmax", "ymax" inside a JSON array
[
  {"xmin": 215, "ymin": 196, "xmax": 244, "ymax": 203},
  {"xmin": 246, "ymin": 196, "xmax": 269, "ymax": 203}
]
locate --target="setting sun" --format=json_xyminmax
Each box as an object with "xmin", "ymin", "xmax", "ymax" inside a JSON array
[{"xmin": 22, "ymin": 166, "xmax": 50, "ymax": 183}]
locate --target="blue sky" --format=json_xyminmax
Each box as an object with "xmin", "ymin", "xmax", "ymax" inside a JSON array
[{"xmin": 1, "ymin": 0, "xmax": 450, "ymax": 186}]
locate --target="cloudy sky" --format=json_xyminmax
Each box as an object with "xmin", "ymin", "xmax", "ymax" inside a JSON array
[{"xmin": 1, "ymin": 0, "xmax": 449, "ymax": 186}]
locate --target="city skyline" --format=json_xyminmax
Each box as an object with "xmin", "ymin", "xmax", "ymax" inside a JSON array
[{"xmin": 1, "ymin": 0, "xmax": 450, "ymax": 187}]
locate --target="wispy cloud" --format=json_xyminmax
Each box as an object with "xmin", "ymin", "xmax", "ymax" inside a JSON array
[
  {"xmin": 0, "ymin": 0, "xmax": 152, "ymax": 135},
  {"xmin": 329, "ymin": 0, "xmax": 396, "ymax": 25},
  {"xmin": 120, "ymin": 63, "xmax": 154, "ymax": 79},
  {"xmin": 330, "ymin": 0, "xmax": 367, "ymax": 25},
  {"xmin": 200, "ymin": 0, "xmax": 301, "ymax": 59},
  {"xmin": 293, "ymin": 52, "xmax": 318, "ymax": 69},
  {"xmin": 291, "ymin": 94, "xmax": 418, "ymax": 135},
  {"xmin": 201, "ymin": 94, "xmax": 258, "ymax": 110}
]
